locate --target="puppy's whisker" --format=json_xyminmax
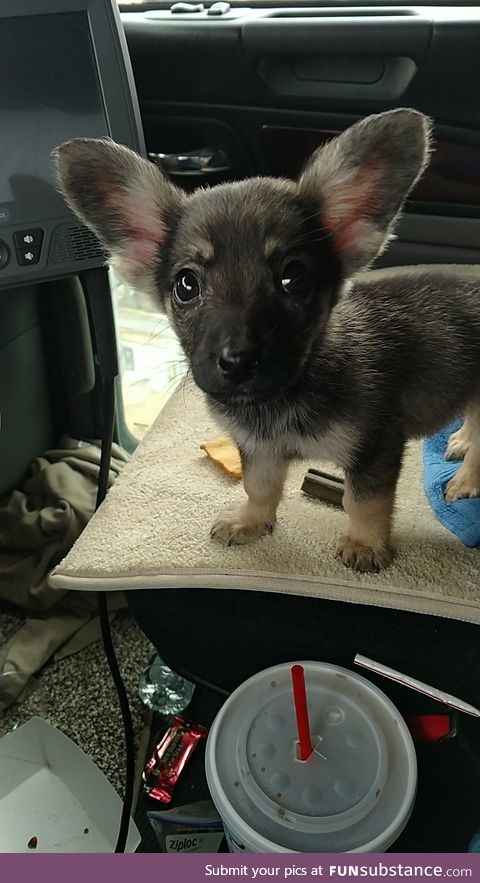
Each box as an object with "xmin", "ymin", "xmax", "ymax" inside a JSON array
[
  {"xmin": 145, "ymin": 315, "xmax": 171, "ymax": 333},
  {"xmin": 134, "ymin": 358, "xmax": 188, "ymax": 374},
  {"xmin": 296, "ymin": 206, "xmax": 336, "ymax": 229},
  {"xmin": 147, "ymin": 327, "xmax": 178, "ymax": 345},
  {"xmin": 154, "ymin": 358, "xmax": 188, "ymax": 368},
  {"xmin": 181, "ymin": 367, "xmax": 193, "ymax": 407},
  {"xmin": 294, "ymin": 229, "xmax": 333, "ymax": 247},
  {"xmin": 157, "ymin": 376, "xmax": 184, "ymax": 397}
]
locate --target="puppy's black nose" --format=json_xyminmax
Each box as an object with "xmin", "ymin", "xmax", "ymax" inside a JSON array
[{"xmin": 217, "ymin": 346, "xmax": 259, "ymax": 382}]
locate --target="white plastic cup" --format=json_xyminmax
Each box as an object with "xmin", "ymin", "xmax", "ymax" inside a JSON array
[{"xmin": 205, "ymin": 661, "xmax": 417, "ymax": 853}]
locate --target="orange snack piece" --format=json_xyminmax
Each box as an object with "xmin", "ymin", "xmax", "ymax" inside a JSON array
[{"xmin": 200, "ymin": 436, "xmax": 243, "ymax": 481}]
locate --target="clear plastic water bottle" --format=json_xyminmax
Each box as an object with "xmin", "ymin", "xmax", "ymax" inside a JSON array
[{"xmin": 138, "ymin": 653, "xmax": 195, "ymax": 715}]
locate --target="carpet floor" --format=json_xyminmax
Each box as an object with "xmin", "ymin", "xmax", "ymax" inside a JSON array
[{"xmin": 0, "ymin": 602, "xmax": 153, "ymax": 796}]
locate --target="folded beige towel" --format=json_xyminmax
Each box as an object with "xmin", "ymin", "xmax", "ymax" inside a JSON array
[{"xmin": 49, "ymin": 380, "xmax": 480, "ymax": 625}]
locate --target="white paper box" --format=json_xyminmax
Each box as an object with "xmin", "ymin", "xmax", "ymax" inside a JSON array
[{"xmin": 0, "ymin": 717, "xmax": 140, "ymax": 853}]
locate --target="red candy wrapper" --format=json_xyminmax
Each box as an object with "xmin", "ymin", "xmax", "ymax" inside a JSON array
[{"xmin": 143, "ymin": 715, "xmax": 208, "ymax": 803}]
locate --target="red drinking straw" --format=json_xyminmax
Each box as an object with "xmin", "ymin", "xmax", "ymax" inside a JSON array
[{"xmin": 291, "ymin": 664, "xmax": 314, "ymax": 761}]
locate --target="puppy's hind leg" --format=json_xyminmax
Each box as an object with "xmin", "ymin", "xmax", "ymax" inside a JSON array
[
  {"xmin": 337, "ymin": 484, "xmax": 396, "ymax": 573},
  {"xmin": 211, "ymin": 450, "xmax": 288, "ymax": 545},
  {"xmin": 445, "ymin": 400, "xmax": 480, "ymax": 502},
  {"xmin": 445, "ymin": 419, "xmax": 471, "ymax": 461},
  {"xmin": 336, "ymin": 441, "xmax": 403, "ymax": 573}
]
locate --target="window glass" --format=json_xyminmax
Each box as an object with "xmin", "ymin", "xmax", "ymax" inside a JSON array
[{"xmin": 110, "ymin": 268, "xmax": 187, "ymax": 440}]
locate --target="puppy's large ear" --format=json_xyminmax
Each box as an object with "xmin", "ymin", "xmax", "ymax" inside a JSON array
[
  {"xmin": 297, "ymin": 109, "xmax": 431, "ymax": 275},
  {"xmin": 54, "ymin": 138, "xmax": 184, "ymax": 292}
]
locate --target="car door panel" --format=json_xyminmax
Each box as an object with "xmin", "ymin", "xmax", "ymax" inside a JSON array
[{"xmin": 122, "ymin": 6, "xmax": 480, "ymax": 264}]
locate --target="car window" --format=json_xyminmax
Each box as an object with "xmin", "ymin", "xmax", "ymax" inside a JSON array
[{"xmin": 110, "ymin": 269, "xmax": 187, "ymax": 439}]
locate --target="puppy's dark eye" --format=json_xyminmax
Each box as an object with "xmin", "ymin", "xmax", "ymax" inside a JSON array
[
  {"xmin": 173, "ymin": 269, "xmax": 201, "ymax": 304},
  {"xmin": 281, "ymin": 261, "xmax": 310, "ymax": 296}
]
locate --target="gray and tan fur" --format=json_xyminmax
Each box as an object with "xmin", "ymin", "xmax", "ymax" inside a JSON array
[{"xmin": 54, "ymin": 109, "xmax": 480, "ymax": 572}]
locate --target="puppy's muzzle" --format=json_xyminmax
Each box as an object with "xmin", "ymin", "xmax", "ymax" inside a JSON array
[{"xmin": 217, "ymin": 345, "xmax": 259, "ymax": 385}]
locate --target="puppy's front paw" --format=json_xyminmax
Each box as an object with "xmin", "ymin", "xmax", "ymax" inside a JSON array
[
  {"xmin": 210, "ymin": 502, "xmax": 274, "ymax": 546},
  {"xmin": 445, "ymin": 467, "xmax": 480, "ymax": 502},
  {"xmin": 336, "ymin": 536, "xmax": 394, "ymax": 573},
  {"xmin": 445, "ymin": 425, "xmax": 470, "ymax": 461}
]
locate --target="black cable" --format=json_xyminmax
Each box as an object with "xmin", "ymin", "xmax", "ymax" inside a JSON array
[
  {"xmin": 95, "ymin": 377, "xmax": 116, "ymax": 511},
  {"xmin": 95, "ymin": 378, "xmax": 135, "ymax": 854},
  {"xmin": 97, "ymin": 592, "xmax": 136, "ymax": 853},
  {"xmin": 82, "ymin": 268, "xmax": 136, "ymax": 854}
]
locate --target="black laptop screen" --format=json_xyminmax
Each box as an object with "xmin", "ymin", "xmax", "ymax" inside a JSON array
[{"xmin": 0, "ymin": 12, "xmax": 108, "ymax": 214}]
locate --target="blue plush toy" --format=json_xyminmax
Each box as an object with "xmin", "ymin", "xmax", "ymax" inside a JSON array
[
  {"xmin": 468, "ymin": 831, "xmax": 480, "ymax": 853},
  {"xmin": 423, "ymin": 420, "xmax": 480, "ymax": 548}
]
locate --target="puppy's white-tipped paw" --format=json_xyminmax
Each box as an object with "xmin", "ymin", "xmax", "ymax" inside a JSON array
[
  {"xmin": 445, "ymin": 468, "xmax": 480, "ymax": 502},
  {"xmin": 210, "ymin": 503, "xmax": 274, "ymax": 546},
  {"xmin": 336, "ymin": 536, "xmax": 394, "ymax": 573},
  {"xmin": 445, "ymin": 427, "xmax": 470, "ymax": 461}
]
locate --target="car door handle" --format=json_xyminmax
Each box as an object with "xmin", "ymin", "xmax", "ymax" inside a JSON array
[{"xmin": 148, "ymin": 147, "xmax": 231, "ymax": 177}]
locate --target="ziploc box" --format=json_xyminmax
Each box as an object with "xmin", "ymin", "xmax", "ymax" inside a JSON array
[
  {"xmin": 147, "ymin": 801, "xmax": 224, "ymax": 853},
  {"xmin": 0, "ymin": 717, "xmax": 140, "ymax": 852}
]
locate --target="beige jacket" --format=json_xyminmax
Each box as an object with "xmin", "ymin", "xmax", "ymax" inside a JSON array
[{"xmin": 0, "ymin": 437, "xmax": 129, "ymax": 708}]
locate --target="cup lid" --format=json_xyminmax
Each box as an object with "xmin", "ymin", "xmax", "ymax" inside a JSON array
[{"xmin": 206, "ymin": 662, "xmax": 417, "ymax": 852}]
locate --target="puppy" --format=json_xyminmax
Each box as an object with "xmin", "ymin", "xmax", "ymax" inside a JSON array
[{"xmin": 54, "ymin": 109, "xmax": 480, "ymax": 572}]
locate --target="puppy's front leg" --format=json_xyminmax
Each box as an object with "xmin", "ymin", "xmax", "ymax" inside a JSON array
[
  {"xmin": 211, "ymin": 451, "xmax": 288, "ymax": 546},
  {"xmin": 337, "ymin": 449, "xmax": 403, "ymax": 573},
  {"xmin": 337, "ymin": 484, "xmax": 395, "ymax": 573}
]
